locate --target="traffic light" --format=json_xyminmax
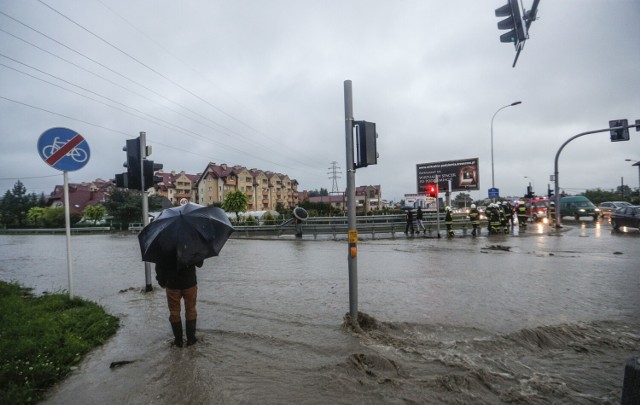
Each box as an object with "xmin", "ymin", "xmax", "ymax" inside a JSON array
[
  {"xmin": 426, "ymin": 182, "xmax": 438, "ymax": 198},
  {"xmin": 124, "ymin": 138, "xmax": 142, "ymax": 189},
  {"xmin": 353, "ymin": 121, "xmax": 378, "ymax": 169},
  {"xmin": 609, "ymin": 119, "xmax": 629, "ymax": 142},
  {"xmin": 114, "ymin": 173, "xmax": 128, "ymax": 188},
  {"xmin": 495, "ymin": 0, "xmax": 527, "ymax": 46},
  {"xmin": 143, "ymin": 160, "xmax": 164, "ymax": 188},
  {"xmin": 547, "ymin": 185, "xmax": 554, "ymax": 199}
]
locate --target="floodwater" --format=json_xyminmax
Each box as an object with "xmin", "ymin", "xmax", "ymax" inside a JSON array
[{"xmin": 1, "ymin": 221, "xmax": 638, "ymax": 404}]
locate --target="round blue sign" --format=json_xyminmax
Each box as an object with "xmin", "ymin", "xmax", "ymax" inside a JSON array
[{"xmin": 37, "ymin": 127, "xmax": 90, "ymax": 172}]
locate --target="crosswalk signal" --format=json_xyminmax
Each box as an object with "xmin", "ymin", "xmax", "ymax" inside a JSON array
[
  {"xmin": 609, "ymin": 119, "xmax": 630, "ymax": 142},
  {"xmin": 426, "ymin": 182, "xmax": 438, "ymax": 198}
]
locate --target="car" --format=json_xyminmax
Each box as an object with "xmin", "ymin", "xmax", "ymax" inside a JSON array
[
  {"xmin": 610, "ymin": 205, "xmax": 640, "ymax": 230},
  {"xmin": 598, "ymin": 201, "xmax": 632, "ymax": 218},
  {"xmin": 559, "ymin": 196, "xmax": 600, "ymax": 220}
]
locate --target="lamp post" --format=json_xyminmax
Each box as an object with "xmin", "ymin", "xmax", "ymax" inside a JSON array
[
  {"xmin": 625, "ymin": 159, "xmax": 640, "ymax": 194},
  {"xmin": 491, "ymin": 101, "xmax": 522, "ymax": 191},
  {"xmin": 524, "ymin": 176, "xmax": 535, "ymax": 194}
]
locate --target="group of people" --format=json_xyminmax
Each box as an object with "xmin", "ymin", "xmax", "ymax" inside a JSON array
[{"xmin": 405, "ymin": 199, "xmax": 556, "ymax": 238}]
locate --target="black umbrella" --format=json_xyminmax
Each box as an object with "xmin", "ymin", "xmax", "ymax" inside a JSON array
[{"xmin": 138, "ymin": 202, "xmax": 234, "ymax": 266}]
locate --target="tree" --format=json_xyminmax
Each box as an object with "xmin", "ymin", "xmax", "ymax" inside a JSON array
[
  {"xmin": 222, "ymin": 190, "xmax": 249, "ymax": 221},
  {"xmin": 0, "ymin": 180, "xmax": 39, "ymax": 228},
  {"xmin": 83, "ymin": 204, "xmax": 107, "ymax": 224},
  {"xmin": 27, "ymin": 207, "xmax": 47, "ymax": 227},
  {"xmin": 454, "ymin": 192, "xmax": 472, "ymax": 209},
  {"xmin": 103, "ymin": 189, "xmax": 142, "ymax": 230}
]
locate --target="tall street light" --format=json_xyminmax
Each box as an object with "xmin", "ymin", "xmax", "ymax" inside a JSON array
[
  {"xmin": 491, "ymin": 101, "xmax": 522, "ymax": 191},
  {"xmin": 625, "ymin": 159, "xmax": 640, "ymax": 192},
  {"xmin": 524, "ymin": 176, "xmax": 535, "ymax": 193}
]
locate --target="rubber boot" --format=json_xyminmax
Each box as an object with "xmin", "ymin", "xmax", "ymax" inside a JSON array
[
  {"xmin": 171, "ymin": 321, "xmax": 183, "ymax": 347},
  {"xmin": 186, "ymin": 319, "xmax": 197, "ymax": 346}
]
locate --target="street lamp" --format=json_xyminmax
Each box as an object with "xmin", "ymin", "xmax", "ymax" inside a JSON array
[
  {"xmin": 524, "ymin": 176, "xmax": 535, "ymax": 193},
  {"xmin": 491, "ymin": 101, "xmax": 522, "ymax": 191},
  {"xmin": 625, "ymin": 159, "xmax": 640, "ymax": 193}
]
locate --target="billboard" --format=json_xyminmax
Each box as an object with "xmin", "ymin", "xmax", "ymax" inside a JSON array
[{"xmin": 416, "ymin": 158, "xmax": 479, "ymax": 193}]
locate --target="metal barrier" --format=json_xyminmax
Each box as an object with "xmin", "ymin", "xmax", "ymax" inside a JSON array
[{"xmin": 232, "ymin": 214, "xmax": 485, "ymax": 239}]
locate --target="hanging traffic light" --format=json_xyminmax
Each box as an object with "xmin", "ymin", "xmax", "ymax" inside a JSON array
[
  {"xmin": 495, "ymin": 0, "xmax": 526, "ymax": 46},
  {"xmin": 609, "ymin": 119, "xmax": 630, "ymax": 142},
  {"xmin": 426, "ymin": 182, "xmax": 438, "ymax": 198}
]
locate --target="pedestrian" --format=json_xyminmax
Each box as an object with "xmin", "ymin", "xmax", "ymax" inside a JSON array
[
  {"xmin": 488, "ymin": 203, "xmax": 501, "ymax": 234},
  {"xmin": 416, "ymin": 207, "xmax": 426, "ymax": 234},
  {"xmin": 445, "ymin": 206, "xmax": 454, "ymax": 238},
  {"xmin": 516, "ymin": 200, "xmax": 528, "ymax": 228},
  {"xmin": 405, "ymin": 208, "xmax": 415, "ymax": 236},
  {"xmin": 504, "ymin": 201, "xmax": 514, "ymax": 227},
  {"xmin": 155, "ymin": 255, "xmax": 204, "ymax": 347},
  {"xmin": 469, "ymin": 204, "xmax": 480, "ymax": 236}
]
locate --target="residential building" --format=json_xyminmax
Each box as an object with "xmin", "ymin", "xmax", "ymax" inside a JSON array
[
  {"xmin": 304, "ymin": 185, "xmax": 382, "ymax": 214},
  {"xmin": 153, "ymin": 171, "xmax": 200, "ymax": 205},
  {"xmin": 195, "ymin": 163, "xmax": 299, "ymax": 210},
  {"xmin": 46, "ymin": 179, "xmax": 113, "ymax": 214}
]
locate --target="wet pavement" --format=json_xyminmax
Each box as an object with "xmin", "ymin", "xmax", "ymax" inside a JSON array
[{"xmin": 1, "ymin": 219, "xmax": 638, "ymax": 404}]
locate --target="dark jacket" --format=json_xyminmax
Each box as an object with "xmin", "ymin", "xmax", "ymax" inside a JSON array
[{"xmin": 155, "ymin": 257, "xmax": 203, "ymax": 290}]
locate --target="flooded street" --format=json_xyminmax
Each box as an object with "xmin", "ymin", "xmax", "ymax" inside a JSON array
[{"xmin": 1, "ymin": 222, "xmax": 639, "ymax": 404}]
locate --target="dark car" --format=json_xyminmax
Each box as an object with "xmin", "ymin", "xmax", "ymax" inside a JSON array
[
  {"xmin": 610, "ymin": 206, "xmax": 640, "ymax": 230},
  {"xmin": 598, "ymin": 201, "xmax": 632, "ymax": 218}
]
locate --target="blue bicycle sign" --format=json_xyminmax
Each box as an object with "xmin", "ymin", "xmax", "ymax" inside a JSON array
[{"xmin": 38, "ymin": 127, "xmax": 90, "ymax": 172}]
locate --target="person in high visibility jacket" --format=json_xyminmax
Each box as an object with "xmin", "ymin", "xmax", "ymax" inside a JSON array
[
  {"xmin": 469, "ymin": 204, "xmax": 480, "ymax": 236},
  {"xmin": 445, "ymin": 206, "xmax": 454, "ymax": 238},
  {"xmin": 516, "ymin": 200, "xmax": 528, "ymax": 227},
  {"xmin": 504, "ymin": 201, "xmax": 514, "ymax": 227},
  {"xmin": 487, "ymin": 203, "xmax": 501, "ymax": 234},
  {"xmin": 498, "ymin": 201, "xmax": 508, "ymax": 233}
]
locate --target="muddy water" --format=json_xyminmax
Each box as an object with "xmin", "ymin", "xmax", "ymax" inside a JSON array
[{"xmin": 1, "ymin": 222, "xmax": 638, "ymax": 404}]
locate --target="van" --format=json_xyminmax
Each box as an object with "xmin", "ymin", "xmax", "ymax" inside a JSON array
[{"xmin": 559, "ymin": 196, "xmax": 600, "ymax": 220}]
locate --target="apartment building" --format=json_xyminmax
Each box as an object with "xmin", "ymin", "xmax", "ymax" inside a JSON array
[{"xmin": 195, "ymin": 163, "xmax": 299, "ymax": 210}]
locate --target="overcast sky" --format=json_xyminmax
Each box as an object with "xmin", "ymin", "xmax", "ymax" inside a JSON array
[{"xmin": 1, "ymin": 0, "xmax": 639, "ymax": 203}]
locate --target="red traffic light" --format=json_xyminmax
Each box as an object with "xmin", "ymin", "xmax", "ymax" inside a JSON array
[{"xmin": 426, "ymin": 182, "xmax": 438, "ymax": 198}]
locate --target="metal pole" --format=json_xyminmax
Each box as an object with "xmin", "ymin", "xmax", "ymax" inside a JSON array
[
  {"xmin": 435, "ymin": 174, "xmax": 440, "ymax": 237},
  {"xmin": 63, "ymin": 171, "xmax": 74, "ymax": 299},
  {"xmin": 140, "ymin": 131, "xmax": 153, "ymax": 292},
  {"xmin": 490, "ymin": 102, "xmax": 522, "ymax": 197},
  {"xmin": 554, "ymin": 127, "xmax": 617, "ymax": 228},
  {"xmin": 344, "ymin": 80, "xmax": 358, "ymax": 324}
]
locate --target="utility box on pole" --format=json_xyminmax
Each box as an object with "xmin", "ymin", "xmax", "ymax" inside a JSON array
[{"xmin": 353, "ymin": 120, "xmax": 378, "ymax": 169}]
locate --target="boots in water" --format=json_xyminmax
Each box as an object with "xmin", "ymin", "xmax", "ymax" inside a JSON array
[
  {"xmin": 186, "ymin": 319, "xmax": 197, "ymax": 346},
  {"xmin": 171, "ymin": 321, "xmax": 183, "ymax": 348}
]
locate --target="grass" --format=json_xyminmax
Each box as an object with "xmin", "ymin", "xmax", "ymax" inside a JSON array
[{"xmin": 0, "ymin": 281, "xmax": 119, "ymax": 404}]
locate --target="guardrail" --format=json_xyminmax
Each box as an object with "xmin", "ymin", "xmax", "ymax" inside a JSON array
[
  {"xmin": 1, "ymin": 227, "xmax": 112, "ymax": 234},
  {"xmin": 232, "ymin": 213, "xmax": 486, "ymax": 239}
]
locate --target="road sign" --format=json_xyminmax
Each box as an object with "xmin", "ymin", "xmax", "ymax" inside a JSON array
[
  {"xmin": 38, "ymin": 127, "xmax": 90, "ymax": 172},
  {"xmin": 179, "ymin": 198, "xmax": 189, "ymax": 206},
  {"xmin": 488, "ymin": 187, "xmax": 500, "ymax": 199}
]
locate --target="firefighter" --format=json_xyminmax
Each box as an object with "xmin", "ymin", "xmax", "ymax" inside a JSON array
[
  {"xmin": 549, "ymin": 201, "xmax": 556, "ymax": 224},
  {"xmin": 516, "ymin": 200, "xmax": 528, "ymax": 227},
  {"xmin": 487, "ymin": 203, "xmax": 501, "ymax": 234},
  {"xmin": 504, "ymin": 200, "xmax": 514, "ymax": 227},
  {"xmin": 445, "ymin": 206, "xmax": 454, "ymax": 238},
  {"xmin": 498, "ymin": 201, "xmax": 508, "ymax": 233},
  {"xmin": 469, "ymin": 204, "xmax": 480, "ymax": 236}
]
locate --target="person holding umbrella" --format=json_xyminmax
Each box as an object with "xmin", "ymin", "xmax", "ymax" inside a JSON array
[
  {"xmin": 155, "ymin": 256, "xmax": 203, "ymax": 347},
  {"xmin": 138, "ymin": 202, "xmax": 234, "ymax": 348}
]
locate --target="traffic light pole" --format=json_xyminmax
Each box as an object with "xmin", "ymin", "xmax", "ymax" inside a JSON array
[
  {"xmin": 553, "ymin": 123, "xmax": 637, "ymax": 228},
  {"xmin": 140, "ymin": 131, "xmax": 153, "ymax": 292},
  {"xmin": 344, "ymin": 80, "xmax": 358, "ymax": 327}
]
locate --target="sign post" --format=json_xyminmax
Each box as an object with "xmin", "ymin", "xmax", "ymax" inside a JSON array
[{"xmin": 37, "ymin": 127, "xmax": 91, "ymax": 299}]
